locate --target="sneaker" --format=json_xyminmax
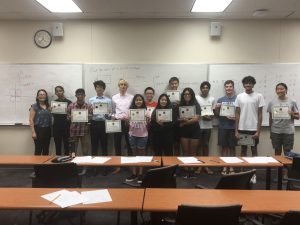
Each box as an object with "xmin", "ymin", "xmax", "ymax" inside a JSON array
[
  {"xmin": 250, "ymin": 174, "xmax": 257, "ymax": 184},
  {"xmin": 125, "ymin": 174, "xmax": 138, "ymax": 182},
  {"xmin": 137, "ymin": 175, "xmax": 143, "ymax": 184}
]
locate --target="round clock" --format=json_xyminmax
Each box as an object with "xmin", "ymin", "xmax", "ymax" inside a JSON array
[{"xmin": 34, "ymin": 30, "xmax": 52, "ymax": 48}]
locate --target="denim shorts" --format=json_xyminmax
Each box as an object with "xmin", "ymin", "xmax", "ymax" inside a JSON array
[{"xmin": 129, "ymin": 135, "xmax": 148, "ymax": 150}]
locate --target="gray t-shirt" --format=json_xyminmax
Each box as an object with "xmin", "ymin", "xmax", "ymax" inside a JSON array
[{"xmin": 267, "ymin": 97, "xmax": 298, "ymax": 134}]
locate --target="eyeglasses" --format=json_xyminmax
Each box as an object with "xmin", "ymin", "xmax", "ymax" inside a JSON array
[{"xmin": 183, "ymin": 93, "xmax": 191, "ymax": 96}]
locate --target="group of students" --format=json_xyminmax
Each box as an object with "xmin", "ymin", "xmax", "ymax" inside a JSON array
[{"xmin": 29, "ymin": 75, "xmax": 299, "ymax": 181}]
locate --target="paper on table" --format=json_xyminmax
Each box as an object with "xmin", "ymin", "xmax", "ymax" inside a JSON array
[
  {"xmin": 136, "ymin": 156, "xmax": 153, "ymax": 163},
  {"xmin": 177, "ymin": 157, "xmax": 201, "ymax": 164},
  {"xmin": 90, "ymin": 157, "xmax": 111, "ymax": 164},
  {"xmin": 242, "ymin": 157, "xmax": 279, "ymax": 164},
  {"xmin": 72, "ymin": 156, "xmax": 93, "ymax": 163},
  {"xmin": 220, "ymin": 157, "xmax": 244, "ymax": 163},
  {"xmin": 42, "ymin": 190, "xmax": 86, "ymax": 208},
  {"xmin": 121, "ymin": 157, "xmax": 138, "ymax": 164},
  {"xmin": 81, "ymin": 189, "xmax": 112, "ymax": 205}
]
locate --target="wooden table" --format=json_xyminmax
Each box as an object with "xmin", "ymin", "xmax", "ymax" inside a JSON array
[
  {"xmin": 0, "ymin": 155, "xmax": 55, "ymax": 166},
  {"xmin": 273, "ymin": 155, "xmax": 293, "ymax": 166},
  {"xmin": 143, "ymin": 188, "xmax": 300, "ymax": 214},
  {"xmin": 162, "ymin": 156, "xmax": 284, "ymax": 190},
  {"xmin": 0, "ymin": 188, "xmax": 144, "ymax": 225}
]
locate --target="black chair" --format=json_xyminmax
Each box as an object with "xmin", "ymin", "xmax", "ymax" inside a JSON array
[
  {"xmin": 175, "ymin": 204, "xmax": 242, "ymax": 225},
  {"xmin": 285, "ymin": 156, "xmax": 300, "ymax": 190},
  {"xmin": 196, "ymin": 169, "xmax": 256, "ymax": 190},
  {"xmin": 30, "ymin": 163, "xmax": 84, "ymax": 225},
  {"xmin": 246, "ymin": 210, "xmax": 300, "ymax": 225}
]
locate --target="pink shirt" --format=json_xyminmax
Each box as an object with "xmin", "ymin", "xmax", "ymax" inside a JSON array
[
  {"xmin": 126, "ymin": 109, "xmax": 151, "ymax": 137},
  {"xmin": 112, "ymin": 92, "xmax": 134, "ymax": 119}
]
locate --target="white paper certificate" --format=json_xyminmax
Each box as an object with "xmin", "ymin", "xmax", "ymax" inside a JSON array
[
  {"xmin": 238, "ymin": 134, "xmax": 255, "ymax": 146},
  {"xmin": 146, "ymin": 107, "xmax": 155, "ymax": 116},
  {"xmin": 93, "ymin": 102, "xmax": 108, "ymax": 115},
  {"xmin": 220, "ymin": 104, "xmax": 235, "ymax": 117},
  {"xmin": 156, "ymin": 109, "xmax": 172, "ymax": 122},
  {"xmin": 272, "ymin": 106, "xmax": 290, "ymax": 119},
  {"xmin": 166, "ymin": 91, "xmax": 180, "ymax": 102},
  {"xmin": 105, "ymin": 120, "xmax": 122, "ymax": 133},
  {"xmin": 179, "ymin": 106, "xmax": 196, "ymax": 119},
  {"xmin": 51, "ymin": 101, "xmax": 67, "ymax": 114},
  {"xmin": 130, "ymin": 109, "xmax": 146, "ymax": 122},
  {"xmin": 201, "ymin": 104, "xmax": 213, "ymax": 116},
  {"xmin": 71, "ymin": 109, "xmax": 88, "ymax": 123}
]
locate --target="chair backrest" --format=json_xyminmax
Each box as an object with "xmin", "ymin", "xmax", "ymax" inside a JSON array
[
  {"xmin": 33, "ymin": 163, "xmax": 81, "ymax": 188},
  {"xmin": 289, "ymin": 157, "xmax": 300, "ymax": 179},
  {"xmin": 175, "ymin": 204, "xmax": 242, "ymax": 225},
  {"xmin": 215, "ymin": 169, "xmax": 256, "ymax": 190},
  {"xmin": 141, "ymin": 164, "xmax": 178, "ymax": 188},
  {"xmin": 280, "ymin": 210, "xmax": 300, "ymax": 225}
]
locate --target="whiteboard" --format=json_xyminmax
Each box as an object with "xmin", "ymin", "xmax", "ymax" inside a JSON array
[
  {"xmin": 83, "ymin": 64, "xmax": 208, "ymax": 100},
  {"xmin": 209, "ymin": 64, "xmax": 300, "ymax": 126},
  {"xmin": 0, "ymin": 64, "xmax": 82, "ymax": 125}
]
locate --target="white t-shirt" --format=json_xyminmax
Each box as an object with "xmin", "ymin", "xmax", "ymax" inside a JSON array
[
  {"xmin": 196, "ymin": 95, "xmax": 216, "ymax": 129},
  {"xmin": 234, "ymin": 91, "xmax": 265, "ymax": 131}
]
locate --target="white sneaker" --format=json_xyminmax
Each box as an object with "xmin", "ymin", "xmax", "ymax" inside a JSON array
[{"xmin": 250, "ymin": 174, "xmax": 257, "ymax": 184}]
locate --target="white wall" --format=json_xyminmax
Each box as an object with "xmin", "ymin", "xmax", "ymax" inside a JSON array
[{"xmin": 1, "ymin": 19, "xmax": 300, "ymax": 155}]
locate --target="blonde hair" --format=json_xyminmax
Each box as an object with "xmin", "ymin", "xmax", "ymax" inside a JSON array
[{"xmin": 118, "ymin": 78, "xmax": 129, "ymax": 87}]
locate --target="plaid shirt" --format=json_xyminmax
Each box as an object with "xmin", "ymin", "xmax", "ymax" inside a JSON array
[{"xmin": 68, "ymin": 102, "xmax": 92, "ymax": 137}]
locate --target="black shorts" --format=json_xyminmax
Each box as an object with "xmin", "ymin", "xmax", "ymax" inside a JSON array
[
  {"xmin": 199, "ymin": 129, "xmax": 211, "ymax": 146},
  {"xmin": 218, "ymin": 128, "xmax": 236, "ymax": 148},
  {"xmin": 180, "ymin": 123, "xmax": 201, "ymax": 139}
]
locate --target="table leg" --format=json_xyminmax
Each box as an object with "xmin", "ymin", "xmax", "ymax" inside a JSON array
[
  {"xmin": 277, "ymin": 167, "xmax": 282, "ymax": 190},
  {"xmin": 131, "ymin": 211, "xmax": 137, "ymax": 225},
  {"xmin": 266, "ymin": 167, "xmax": 271, "ymax": 190}
]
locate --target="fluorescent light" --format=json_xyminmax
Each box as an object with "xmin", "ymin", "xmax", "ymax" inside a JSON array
[
  {"xmin": 35, "ymin": 0, "xmax": 82, "ymax": 13},
  {"xmin": 191, "ymin": 0, "xmax": 232, "ymax": 12}
]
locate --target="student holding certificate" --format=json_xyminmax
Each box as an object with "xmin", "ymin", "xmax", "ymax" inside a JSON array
[
  {"xmin": 67, "ymin": 88, "xmax": 92, "ymax": 156},
  {"xmin": 150, "ymin": 94, "xmax": 175, "ymax": 156},
  {"xmin": 125, "ymin": 94, "xmax": 151, "ymax": 183},
  {"xmin": 178, "ymin": 88, "xmax": 201, "ymax": 159},
  {"xmin": 215, "ymin": 80, "xmax": 236, "ymax": 174},
  {"xmin": 89, "ymin": 80, "xmax": 112, "ymax": 157},
  {"xmin": 235, "ymin": 76, "xmax": 265, "ymax": 158},
  {"xmin": 267, "ymin": 83, "xmax": 299, "ymax": 155},
  {"xmin": 29, "ymin": 89, "xmax": 52, "ymax": 155},
  {"xmin": 196, "ymin": 81, "xmax": 216, "ymax": 175},
  {"xmin": 52, "ymin": 86, "xmax": 72, "ymax": 156}
]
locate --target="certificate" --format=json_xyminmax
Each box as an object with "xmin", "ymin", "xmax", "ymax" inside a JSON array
[
  {"xmin": 156, "ymin": 109, "xmax": 172, "ymax": 122},
  {"xmin": 220, "ymin": 104, "xmax": 235, "ymax": 117},
  {"xmin": 93, "ymin": 102, "xmax": 108, "ymax": 115},
  {"xmin": 166, "ymin": 91, "xmax": 180, "ymax": 102},
  {"xmin": 201, "ymin": 104, "xmax": 213, "ymax": 116},
  {"xmin": 272, "ymin": 106, "xmax": 290, "ymax": 119},
  {"xmin": 179, "ymin": 106, "xmax": 195, "ymax": 119},
  {"xmin": 71, "ymin": 109, "xmax": 88, "ymax": 123},
  {"xmin": 51, "ymin": 101, "xmax": 67, "ymax": 114},
  {"xmin": 146, "ymin": 107, "xmax": 155, "ymax": 116},
  {"xmin": 105, "ymin": 120, "xmax": 122, "ymax": 133},
  {"xmin": 237, "ymin": 134, "xmax": 255, "ymax": 146},
  {"xmin": 130, "ymin": 109, "xmax": 146, "ymax": 122}
]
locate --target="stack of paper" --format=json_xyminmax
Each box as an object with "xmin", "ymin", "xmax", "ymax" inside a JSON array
[
  {"xmin": 220, "ymin": 157, "xmax": 244, "ymax": 163},
  {"xmin": 121, "ymin": 156, "xmax": 153, "ymax": 164},
  {"xmin": 242, "ymin": 157, "xmax": 279, "ymax": 164},
  {"xmin": 41, "ymin": 189, "xmax": 112, "ymax": 208},
  {"xmin": 177, "ymin": 157, "xmax": 201, "ymax": 164}
]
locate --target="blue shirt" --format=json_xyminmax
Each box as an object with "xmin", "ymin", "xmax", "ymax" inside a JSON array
[
  {"xmin": 32, "ymin": 103, "xmax": 52, "ymax": 127},
  {"xmin": 217, "ymin": 95, "xmax": 236, "ymax": 129},
  {"xmin": 89, "ymin": 95, "xmax": 112, "ymax": 121}
]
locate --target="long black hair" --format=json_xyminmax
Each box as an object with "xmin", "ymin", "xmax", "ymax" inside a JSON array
[
  {"xmin": 130, "ymin": 94, "xmax": 147, "ymax": 109},
  {"xmin": 156, "ymin": 93, "xmax": 172, "ymax": 109},
  {"xmin": 179, "ymin": 87, "xmax": 198, "ymax": 106},
  {"xmin": 36, "ymin": 89, "xmax": 49, "ymax": 109}
]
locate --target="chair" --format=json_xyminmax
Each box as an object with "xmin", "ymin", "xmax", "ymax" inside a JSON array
[
  {"xmin": 175, "ymin": 204, "xmax": 242, "ymax": 225},
  {"xmin": 285, "ymin": 156, "xmax": 300, "ymax": 190},
  {"xmin": 245, "ymin": 210, "xmax": 300, "ymax": 225},
  {"xmin": 30, "ymin": 163, "xmax": 84, "ymax": 225},
  {"xmin": 195, "ymin": 169, "xmax": 256, "ymax": 190}
]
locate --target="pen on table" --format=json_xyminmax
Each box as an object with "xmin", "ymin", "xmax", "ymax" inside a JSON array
[{"xmin": 49, "ymin": 194, "xmax": 61, "ymax": 204}]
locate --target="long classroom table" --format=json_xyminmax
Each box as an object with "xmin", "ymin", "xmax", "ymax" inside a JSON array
[
  {"xmin": 0, "ymin": 155, "xmax": 55, "ymax": 166},
  {"xmin": 162, "ymin": 156, "xmax": 283, "ymax": 190},
  {"xmin": 143, "ymin": 188, "xmax": 300, "ymax": 214},
  {"xmin": 0, "ymin": 188, "xmax": 144, "ymax": 225}
]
